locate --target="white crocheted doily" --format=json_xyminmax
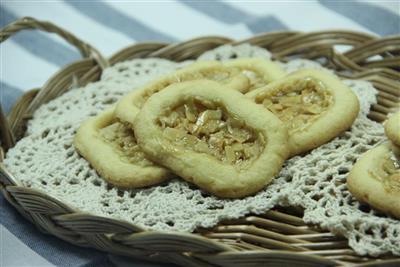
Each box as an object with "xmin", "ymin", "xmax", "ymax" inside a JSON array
[{"xmin": 4, "ymin": 44, "xmax": 399, "ymax": 256}]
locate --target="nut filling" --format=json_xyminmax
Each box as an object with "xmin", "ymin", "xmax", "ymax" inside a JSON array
[
  {"xmin": 201, "ymin": 70, "xmax": 237, "ymax": 83},
  {"xmin": 99, "ymin": 122, "xmax": 153, "ymax": 166},
  {"xmin": 158, "ymin": 98, "xmax": 266, "ymax": 168},
  {"xmin": 256, "ymin": 77, "xmax": 333, "ymax": 133},
  {"xmin": 231, "ymin": 67, "xmax": 264, "ymax": 91},
  {"xmin": 370, "ymin": 152, "xmax": 400, "ymax": 193}
]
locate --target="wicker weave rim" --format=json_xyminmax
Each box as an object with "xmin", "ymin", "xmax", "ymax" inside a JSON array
[{"xmin": 1, "ymin": 17, "xmax": 399, "ymax": 267}]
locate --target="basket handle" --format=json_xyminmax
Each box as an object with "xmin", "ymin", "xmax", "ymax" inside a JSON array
[
  {"xmin": 0, "ymin": 17, "xmax": 109, "ymax": 154},
  {"xmin": 0, "ymin": 17, "xmax": 108, "ymax": 68}
]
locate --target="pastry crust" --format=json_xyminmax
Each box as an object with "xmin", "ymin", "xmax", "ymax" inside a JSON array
[
  {"xmin": 384, "ymin": 111, "xmax": 400, "ymax": 146},
  {"xmin": 114, "ymin": 58, "xmax": 284, "ymax": 125},
  {"xmin": 246, "ymin": 69, "xmax": 360, "ymax": 156},
  {"xmin": 347, "ymin": 143, "xmax": 400, "ymax": 219},
  {"xmin": 133, "ymin": 80, "xmax": 289, "ymax": 198},
  {"xmin": 74, "ymin": 109, "xmax": 170, "ymax": 188}
]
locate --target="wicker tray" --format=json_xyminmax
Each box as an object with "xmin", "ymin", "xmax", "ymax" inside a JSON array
[{"xmin": 1, "ymin": 17, "xmax": 399, "ymax": 267}]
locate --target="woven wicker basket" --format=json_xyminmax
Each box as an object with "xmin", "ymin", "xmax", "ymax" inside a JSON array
[{"xmin": 1, "ymin": 17, "xmax": 399, "ymax": 267}]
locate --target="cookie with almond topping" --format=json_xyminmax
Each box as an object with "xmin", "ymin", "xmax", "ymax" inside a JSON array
[
  {"xmin": 347, "ymin": 143, "xmax": 400, "ymax": 219},
  {"xmin": 246, "ymin": 69, "xmax": 360, "ymax": 156},
  {"xmin": 133, "ymin": 80, "xmax": 289, "ymax": 198},
  {"xmin": 74, "ymin": 109, "xmax": 170, "ymax": 188},
  {"xmin": 384, "ymin": 111, "xmax": 400, "ymax": 147}
]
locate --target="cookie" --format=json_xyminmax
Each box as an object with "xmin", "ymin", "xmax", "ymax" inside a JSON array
[
  {"xmin": 384, "ymin": 111, "xmax": 400, "ymax": 146},
  {"xmin": 246, "ymin": 69, "xmax": 360, "ymax": 156},
  {"xmin": 347, "ymin": 143, "xmax": 400, "ymax": 219},
  {"xmin": 114, "ymin": 61, "xmax": 250, "ymax": 125},
  {"xmin": 74, "ymin": 109, "xmax": 170, "ymax": 188},
  {"xmin": 133, "ymin": 80, "xmax": 289, "ymax": 198},
  {"xmin": 114, "ymin": 59, "xmax": 284, "ymax": 125}
]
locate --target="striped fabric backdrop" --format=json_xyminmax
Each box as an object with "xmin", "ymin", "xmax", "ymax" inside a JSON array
[{"xmin": 1, "ymin": 1, "xmax": 399, "ymax": 266}]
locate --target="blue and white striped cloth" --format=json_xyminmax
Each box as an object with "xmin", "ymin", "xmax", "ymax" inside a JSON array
[{"xmin": 1, "ymin": 1, "xmax": 399, "ymax": 266}]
